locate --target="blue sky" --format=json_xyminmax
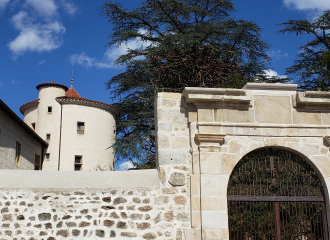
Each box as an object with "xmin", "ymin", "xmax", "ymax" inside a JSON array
[{"xmin": 0, "ymin": 0, "xmax": 329, "ymax": 169}]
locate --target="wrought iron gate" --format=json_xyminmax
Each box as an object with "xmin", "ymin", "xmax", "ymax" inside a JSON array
[{"xmin": 227, "ymin": 148, "xmax": 328, "ymax": 240}]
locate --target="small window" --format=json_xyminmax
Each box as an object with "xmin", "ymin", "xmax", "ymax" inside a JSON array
[
  {"xmin": 46, "ymin": 134, "xmax": 51, "ymax": 140},
  {"xmin": 32, "ymin": 123, "xmax": 36, "ymax": 130},
  {"xmin": 15, "ymin": 141, "xmax": 21, "ymax": 166},
  {"xmin": 35, "ymin": 154, "xmax": 40, "ymax": 170},
  {"xmin": 77, "ymin": 122, "xmax": 85, "ymax": 133},
  {"xmin": 74, "ymin": 156, "xmax": 82, "ymax": 171},
  {"xmin": 47, "ymin": 106, "xmax": 52, "ymax": 113},
  {"xmin": 45, "ymin": 153, "xmax": 50, "ymax": 160}
]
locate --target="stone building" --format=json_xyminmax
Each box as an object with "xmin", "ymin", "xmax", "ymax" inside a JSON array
[
  {"xmin": 0, "ymin": 82, "xmax": 330, "ymax": 239},
  {"xmin": 19, "ymin": 80, "xmax": 119, "ymax": 171},
  {"xmin": 0, "ymin": 99, "xmax": 48, "ymax": 170}
]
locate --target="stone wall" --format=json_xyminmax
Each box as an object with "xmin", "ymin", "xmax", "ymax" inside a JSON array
[
  {"xmin": 3, "ymin": 83, "xmax": 330, "ymax": 239},
  {"xmin": 0, "ymin": 169, "xmax": 193, "ymax": 240}
]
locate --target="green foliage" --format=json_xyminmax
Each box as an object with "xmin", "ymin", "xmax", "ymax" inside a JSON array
[
  {"xmin": 278, "ymin": 11, "xmax": 330, "ymax": 90},
  {"xmin": 147, "ymin": 42, "xmax": 250, "ymax": 91},
  {"xmin": 101, "ymin": 0, "xmax": 279, "ymax": 167}
]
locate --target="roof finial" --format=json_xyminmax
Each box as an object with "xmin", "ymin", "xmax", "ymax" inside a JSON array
[
  {"xmin": 70, "ymin": 70, "xmax": 75, "ymax": 89},
  {"xmin": 52, "ymin": 79, "xmax": 54, "ymax": 83}
]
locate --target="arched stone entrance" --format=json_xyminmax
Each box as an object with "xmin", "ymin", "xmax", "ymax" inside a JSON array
[
  {"xmin": 227, "ymin": 147, "xmax": 328, "ymax": 239},
  {"xmin": 155, "ymin": 83, "xmax": 330, "ymax": 239}
]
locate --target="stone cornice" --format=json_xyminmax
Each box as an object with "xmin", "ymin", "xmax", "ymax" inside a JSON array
[
  {"xmin": 292, "ymin": 91, "xmax": 330, "ymax": 110},
  {"xmin": 182, "ymin": 87, "xmax": 251, "ymax": 107},
  {"xmin": 195, "ymin": 133, "xmax": 226, "ymax": 145}
]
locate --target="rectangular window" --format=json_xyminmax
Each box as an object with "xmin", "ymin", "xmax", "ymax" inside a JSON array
[
  {"xmin": 15, "ymin": 141, "xmax": 21, "ymax": 166},
  {"xmin": 35, "ymin": 154, "xmax": 40, "ymax": 170},
  {"xmin": 46, "ymin": 134, "xmax": 51, "ymax": 140},
  {"xmin": 47, "ymin": 106, "xmax": 52, "ymax": 113},
  {"xmin": 74, "ymin": 156, "xmax": 82, "ymax": 171},
  {"xmin": 32, "ymin": 123, "xmax": 36, "ymax": 130},
  {"xmin": 77, "ymin": 122, "xmax": 85, "ymax": 133},
  {"xmin": 45, "ymin": 153, "xmax": 50, "ymax": 160}
]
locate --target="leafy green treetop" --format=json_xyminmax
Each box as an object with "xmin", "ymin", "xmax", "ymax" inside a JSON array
[
  {"xmin": 100, "ymin": 0, "xmax": 277, "ymax": 167},
  {"xmin": 278, "ymin": 11, "xmax": 330, "ymax": 91}
]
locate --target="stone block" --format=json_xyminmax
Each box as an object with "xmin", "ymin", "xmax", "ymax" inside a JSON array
[
  {"xmin": 172, "ymin": 136, "xmax": 189, "ymax": 149},
  {"xmin": 254, "ymin": 95, "xmax": 292, "ymax": 124},
  {"xmin": 158, "ymin": 135, "xmax": 170, "ymax": 148},
  {"xmin": 311, "ymin": 155, "xmax": 330, "ymax": 178},
  {"xmin": 201, "ymin": 211, "xmax": 222, "ymax": 228},
  {"xmin": 201, "ymin": 175, "xmax": 221, "ymax": 196},
  {"xmin": 201, "ymin": 197, "xmax": 222, "ymax": 211},
  {"xmin": 220, "ymin": 153, "xmax": 239, "ymax": 175},
  {"xmin": 322, "ymin": 112, "xmax": 330, "ymax": 125},
  {"xmin": 198, "ymin": 109, "xmax": 213, "ymax": 122},
  {"xmin": 191, "ymin": 175, "xmax": 200, "ymax": 196},
  {"xmin": 188, "ymin": 109, "xmax": 197, "ymax": 123},
  {"xmin": 158, "ymin": 123, "xmax": 172, "ymax": 132},
  {"xmin": 191, "ymin": 197, "xmax": 200, "ymax": 211},
  {"xmin": 158, "ymin": 150, "xmax": 188, "ymax": 165},
  {"xmin": 168, "ymin": 172, "xmax": 186, "ymax": 186},
  {"xmin": 292, "ymin": 110, "xmax": 322, "ymax": 124},
  {"xmin": 200, "ymin": 152, "xmax": 220, "ymax": 175},
  {"xmin": 202, "ymin": 228, "xmax": 223, "ymax": 240},
  {"xmin": 191, "ymin": 211, "xmax": 201, "ymax": 228},
  {"xmin": 228, "ymin": 141, "xmax": 243, "ymax": 155},
  {"xmin": 285, "ymin": 142, "xmax": 320, "ymax": 156},
  {"xmin": 215, "ymin": 108, "xmax": 254, "ymax": 123},
  {"xmin": 162, "ymin": 99, "xmax": 178, "ymax": 107},
  {"xmin": 161, "ymin": 92, "xmax": 181, "ymax": 99},
  {"xmin": 169, "ymin": 110, "xmax": 186, "ymax": 124}
]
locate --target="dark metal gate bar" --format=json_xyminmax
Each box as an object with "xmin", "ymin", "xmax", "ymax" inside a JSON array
[{"xmin": 227, "ymin": 148, "xmax": 328, "ymax": 240}]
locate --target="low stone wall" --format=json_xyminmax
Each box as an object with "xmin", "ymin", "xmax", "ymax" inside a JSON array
[{"xmin": 0, "ymin": 168, "xmax": 193, "ymax": 240}]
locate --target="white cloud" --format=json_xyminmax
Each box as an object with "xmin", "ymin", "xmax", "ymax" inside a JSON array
[
  {"xmin": 26, "ymin": 0, "xmax": 57, "ymax": 18},
  {"xmin": 38, "ymin": 59, "xmax": 46, "ymax": 65},
  {"xmin": 8, "ymin": 11, "xmax": 65, "ymax": 58},
  {"xmin": 264, "ymin": 69, "xmax": 287, "ymax": 79},
  {"xmin": 71, "ymin": 33, "xmax": 151, "ymax": 69},
  {"xmin": 0, "ymin": 0, "xmax": 10, "ymax": 11},
  {"xmin": 69, "ymin": 52, "xmax": 95, "ymax": 68},
  {"xmin": 117, "ymin": 161, "xmax": 135, "ymax": 171},
  {"xmin": 0, "ymin": 82, "xmax": 3, "ymax": 86},
  {"xmin": 7, "ymin": 0, "xmax": 74, "ymax": 58},
  {"xmin": 283, "ymin": 0, "xmax": 330, "ymax": 11},
  {"xmin": 11, "ymin": 79, "xmax": 18, "ymax": 84},
  {"xmin": 62, "ymin": 2, "xmax": 78, "ymax": 15},
  {"xmin": 268, "ymin": 50, "xmax": 288, "ymax": 61}
]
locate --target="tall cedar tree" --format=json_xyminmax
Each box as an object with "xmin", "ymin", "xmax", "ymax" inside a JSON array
[
  {"xmin": 101, "ymin": 0, "xmax": 282, "ymax": 167},
  {"xmin": 278, "ymin": 11, "xmax": 330, "ymax": 91}
]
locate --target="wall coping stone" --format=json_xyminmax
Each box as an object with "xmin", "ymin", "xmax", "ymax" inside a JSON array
[
  {"xmin": 0, "ymin": 169, "xmax": 160, "ymax": 189},
  {"xmin": 242, "ymin": 82, "xmax": 298, "ymax": 91},
  {"xmin": 182, "ymin": 87, "xmax": 251, "ymax": 105}
]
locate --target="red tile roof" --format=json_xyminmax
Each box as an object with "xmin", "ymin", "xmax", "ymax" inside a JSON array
[
  {"xmin": 19, "ymin": 99, "xmax": 39, "ymax": 114},
  {"xmin": 36, "ymin": 82, "xmax": 68, "ymax": 91},
  {"xmin": 56, "ymin": 97, "xmax": 120, "ymax": 118},
  {"xmin": 65, "ymin": 88, "xmax": 81, "ymax": 98},
  {"xmin": 20, "ymin": 82, "xmax": 120, "ymax": 117}
]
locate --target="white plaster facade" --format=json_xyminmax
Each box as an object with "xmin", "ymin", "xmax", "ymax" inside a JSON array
[
  {"xmin": 20, "ymin": 82, "xmax": 119, "ymax": 171},
  {"xmin": 0, "ymin": 100, "xmax": 47, "ymax": 170}
]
